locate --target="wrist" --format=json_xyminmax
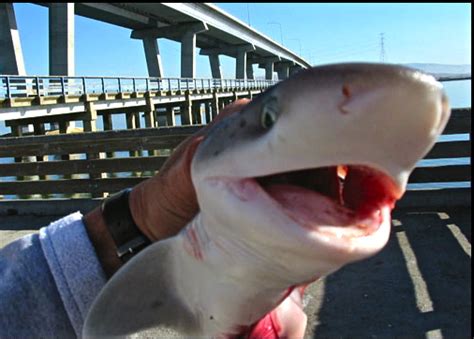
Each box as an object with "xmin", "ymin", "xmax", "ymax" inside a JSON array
[
  {"xmin": 84, "ymin": 188, "xmax": 152, "ymax": 278},
  {"xmin": 83, "ymin": 207, "xmax": 123, "ymax": 278}
]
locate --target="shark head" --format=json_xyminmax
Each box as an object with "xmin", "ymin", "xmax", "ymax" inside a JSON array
[{"xmin": 192, "ymin": 63, "xmax": 450, "ymax": 281}]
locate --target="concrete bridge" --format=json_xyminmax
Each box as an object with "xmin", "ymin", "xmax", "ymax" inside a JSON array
[
  {"xmin": 0, "ymin": 3, "xmax": 310, "ymax": 79},
  {"xmin": 0, "ymin": 2, "xmax": 309, "ymax": 136},
  {"xmin": 0, "ymin": 74, "xmax": 276, "ymax": 136}
]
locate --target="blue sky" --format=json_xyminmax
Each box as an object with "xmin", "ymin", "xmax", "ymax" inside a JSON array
[{"xmin": 10, "ymin": 3, "xmax": 472, "ymax": 78}]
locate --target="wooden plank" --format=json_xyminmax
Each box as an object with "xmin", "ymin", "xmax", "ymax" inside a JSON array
[
  {"xmin": 408, "ymin": 165, "xmax": 471, "ymax": 183},
  {"xmin": 5, "ymin": 112, "xmax": 88, "ymax": 127},
  {"xmin": 0, "ymin": 156, "xmax": 168, "ymax": 177},
  {"xmin": 424, "ymin": 140, "xmax": 470, "ymax": 159},
  {"xmin": 396, "ymin": 187, "xmax": 471, "ymax": 210},
  {"xmin": 0, "ymin": 126, "xmax": 201, "ymax": 157},
  {"xmin": 0, "ymin": 177, "xmax": 149, "ymax": 195},
  {"xmin": 0, "ymin": 198, "xmax": 100, "ymax": 217},
  {"xmin": 0, "ymin": 136, "xmax": 186, "ymax": 158},
  {"xmin": 444, "ymin": 108, "xmax": 471, "ymax": 134}
]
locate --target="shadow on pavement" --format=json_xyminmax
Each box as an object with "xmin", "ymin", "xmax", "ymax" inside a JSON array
[{"xmin": 311, "ymin": 208, "xmax": 471, "ymax": 338}]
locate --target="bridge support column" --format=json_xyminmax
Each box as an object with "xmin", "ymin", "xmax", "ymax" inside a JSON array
[
  {"xmin": 265, "ymin": 62, "xmax": 274, "ymax": 80},
  {"xmin": 0, "ymin": 3, "xmax": 26, "ymax": 75},
  {"xmin": 83, "ymin": 102, "xmax": 97, "ymax": 133},
  {"xmin": 102, "ymin": 113, "xmax": 115, "ymax": 158},
  {"xmin": 131, "ymin": 22, "xmax": 207, "ymax": 78},
  {"xmin": 102, "ymin": 113, "xmax": 113, "ymax": 132},
  {"xmin": 204, "ymin": 101, "xmax": 212, "ymax": 124},
  {"xmin": 211, "ymin": 92, "xmax": 219, "ymax": 118},
  {"xmin": 126, "ymin": 111, "xmax": 143, "ymax": 158},
  {"xmin": 49, "ymin": 3, "xmax": 74, "ymax": 136},
  {"xmin": 49, "ymin": 3, "xmax": 74, "ymax": 76},
  {"xmin": 180, "ymin": 23, "xmax": 208, "ymax": 78},
  {"xmin": 275, "ymin": 62, "xmax": 291, "ymax": 80},
  {"xmin": 208, "ymin": 54, "xmax": 223, "ymax": 79},
  {"xmin": 144, "ymin": 92, "xmax": 156, "ymax": 128},
  {"xmin": 181, "ymin": 93, "xmax": 193, "ymax": 125},
  {"xmin": 144, "ymin": 93, "xmax": 157, "ymax": 156},
  {"xmin": 220, "ymin": 98, "xmax": 227, "ymax": 110},
  {"xmin": 192, "ymin": 102, "xmax": 202, "ymax": 125},
  {"xmin": 83, "ymin": 102, "xmax": 106, "ymax": 194},
  {"xmin": 165, "ymin": 105, "xmax": 175, "ymax": 126},
  {"xmin": 236, "ymin": 45, "xmax": 256, "ymax": 79},
  {"xmin": 142, "ymin": 38, "xmax": 163, "ymax": 77},
  {"xmin": 256, "ymin": 57, "xmax": 281, "ymax": 81},
  {"xmin": 33, "ymin": 123, "xmax": 48, "ymax": 184},
  {"xmin": 246, "ymin": 62, "xmax": 255, "ymax": 80}
]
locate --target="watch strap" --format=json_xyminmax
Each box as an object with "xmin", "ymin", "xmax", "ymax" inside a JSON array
[{"xmin": 100, "ymin": 188, "xmax": 151, "ymax": 262}]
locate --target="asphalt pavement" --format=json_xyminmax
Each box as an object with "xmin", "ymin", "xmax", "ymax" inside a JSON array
[{"xmin": 1, "ymin": 208, "xmax": 470, "ymax": 338}]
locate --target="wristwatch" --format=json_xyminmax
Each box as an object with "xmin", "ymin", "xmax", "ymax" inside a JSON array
[{"xmin": 100, "ymin": 188, "xmax": 151, "ymax": 262}]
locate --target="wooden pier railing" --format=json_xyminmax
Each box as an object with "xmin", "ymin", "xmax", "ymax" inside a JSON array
[{"xmin": 0, "ymin": 107, "xmax": 470, "ymax": 215}]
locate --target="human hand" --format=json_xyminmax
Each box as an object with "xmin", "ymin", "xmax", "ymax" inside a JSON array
[{"xmin": 129, "ymin": 98, "xmax": 251, "ymax": 242}]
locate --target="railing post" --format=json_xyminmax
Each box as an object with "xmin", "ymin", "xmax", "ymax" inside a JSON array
[
  {"xmin": 167, "ymin": 78, "xmax": 171, "ymax": 92},
  {"xmin": 35, "ymin": 77, "xmax": 40, "ymax": 96},
  {"xmin": 146, "ymin": 78, "xmax": 149, "ymax": 92},
  {"xmin": 133, "ymin": 78, "xmax": 136, "ymax": 93},
  {"xmin": 118, "ymin": 78, "xmax": 122, "ymax": 93},
  {"xmin": 82, "ymin": 77, "xmax": 87, "ymax": 94},
  {"xmin": 5, "ymin": 77, "xmax": 11, "ymax": 99},
  {"xmin": 101, "ymin": 78, "xmax": 105, "ymax": 94},
  {"xmin": 61, "ymin": 76, "xmax": 66, "ymax": 96}
]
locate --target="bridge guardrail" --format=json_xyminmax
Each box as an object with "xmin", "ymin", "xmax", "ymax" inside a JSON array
[
  {"xmin": 0, "ymin": 75, "xmax": 278, "ymax": 99},
  {"xmin": 0, "ymin": 108, "xmax": 470, "ymax": 209}
]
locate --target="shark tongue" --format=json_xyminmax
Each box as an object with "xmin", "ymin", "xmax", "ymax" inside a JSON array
[
  {"xmin": 259, "ymin": 165, "xmax": 398, "ymax": 230},
  {"xmin": 265, "ymin": 184, "xmax": 357, "ymax": 227}
]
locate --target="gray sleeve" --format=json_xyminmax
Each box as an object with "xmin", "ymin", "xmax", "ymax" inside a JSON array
[{"xmin": 0, "ymin": 212, "xmax": 107, "ymax": 338}]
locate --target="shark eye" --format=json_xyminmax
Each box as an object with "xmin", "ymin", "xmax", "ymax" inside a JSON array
[{"xmin": 261, "ymin": 98, "xmax": 279, "ymax": 129}]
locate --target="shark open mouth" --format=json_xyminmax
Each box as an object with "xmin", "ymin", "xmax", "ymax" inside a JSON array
[{"xmin": 255, "ymin": 165, "xmax": 401, "ymax": 237}]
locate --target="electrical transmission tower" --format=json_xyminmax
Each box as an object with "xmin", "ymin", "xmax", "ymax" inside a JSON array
[{"xmin": 379, "ymin": 33, "xmax": 385, "ymax": 63}]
